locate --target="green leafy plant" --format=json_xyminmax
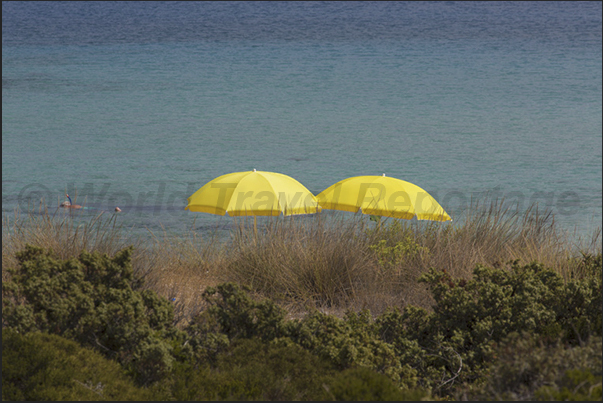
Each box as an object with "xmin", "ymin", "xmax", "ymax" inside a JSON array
[
  {"xmin": 326, "ymin": 367, "xmax": 429, "ymax": 401},
  {"xmin": 369, "ymin": 237, "xmax": 430, "ymax": 271},
  {"xmin": 2, "ymin": 245, "xmax": 183, "ymax": 385},
  {"xmin": 374, "ymin": 256, "xmax": 602, "ymax": 394},
  {"xmin": 2, "ymin": 329, "xmax": 152, "ymax": 401},
  {"xmin": 535, "ymin": 368, "xmax": 602, "ymax": 401},
  {"xmin": 184, "ymin": 282, "xmax": 422, "ymax": 391},
  {"xmin": 467, "ymin": 332, "xmax": 602, "ymax": 401},
  {"xmin": 170, "ymin": 338, "xmax": 336, "ymax": 401},
  {"xmin": 283, "ymin": 309, "xmax": 418, "ymax": 389}
]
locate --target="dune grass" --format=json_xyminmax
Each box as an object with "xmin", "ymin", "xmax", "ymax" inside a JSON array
[
  {"xmin": 134, "ymin": 225, "xmax": 225, "ymax": 325},
  {"xmin": 223, "ymin": 214, "xmax": 385, "ymax": 316},
  {"xmin": 219, "ymin": 199, "xmax": 600, "ymax": 316},
  {"xmin": 3, "ymin": 198, "xmax": 601, "ymax": 324}
]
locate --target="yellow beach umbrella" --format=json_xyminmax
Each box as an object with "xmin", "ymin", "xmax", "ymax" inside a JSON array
[
  {"xmin": 316, "ymin": 174, "xmax": 451, "ymax": 221},
  {"xmin": 185, "ymin": 169, "xmax": 320, "ymax": 216}
]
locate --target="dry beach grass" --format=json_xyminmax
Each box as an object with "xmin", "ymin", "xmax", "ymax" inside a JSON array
[{"xmin": 3, "ymin": 198, "xmax": 601, "ymax": 325}]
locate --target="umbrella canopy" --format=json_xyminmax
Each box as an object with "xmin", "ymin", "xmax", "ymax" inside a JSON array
[
  {"xmin": 185, "ymin": 170, "xmax": 320, "ymax": 216},
  {"xmin": 316, "ymin": 174, "xmax": 452, "ymax": 221}
]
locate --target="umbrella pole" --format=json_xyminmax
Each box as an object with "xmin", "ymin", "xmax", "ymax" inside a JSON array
[{"xmin": 254, "ymin": 216, "xmax": 257, "ymax": 239}]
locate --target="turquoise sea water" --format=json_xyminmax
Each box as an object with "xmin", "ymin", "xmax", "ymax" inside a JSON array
[{"xmin": 3, "ymin": 1, "xmax": 602, "ymax": 239}]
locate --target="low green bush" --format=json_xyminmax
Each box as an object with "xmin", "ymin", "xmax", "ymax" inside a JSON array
[
  {"xmin": 2, "ymin": 245, "xmax": 184, "ymax": 385},
  {"xmin": 167, "ymin": 338, "xmax": 424, "ymax": 401},
  {"xmin": 181, "ymin": 282, "xmax": 287, "ymax": 366},
  {"xmin": 467, "ymin": 332, "xmax": 602, "ymax": 401},
  {"xmin": 369, "ymin": 236, "xmax": 430, "ymax": 270},
  {"xmin": 200, "ymin": 282, "xmax": 287, "ymax": 341},
  {"xmin": 2, "ymin": 329, "xmax": 151, "ymax": 401},
  {"xmin": 535, "ymin": 368, "xmax": 602, "ymax": 401},
  {"xmin": 374, "ymin": 256, "xmax": 602, "ymax": 394},
  {"xmin": 169, "ymin": 338, "xmax": 335, "ymax": 400},
  {"xmin": 185, "ymin": 282, "xmax": 422, "ymax": 391},
  {"xmin": 327, "ymin": 367, "xmax": 428, "ymax": 401},
  {"xmin": 283, "ymin": 309, "xmax": 418, "ymax": 390}
]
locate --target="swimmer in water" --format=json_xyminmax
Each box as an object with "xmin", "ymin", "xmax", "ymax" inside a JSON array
[{"xmin": 60, "ymin": 194, "xmax": 82, "ymax": 209}]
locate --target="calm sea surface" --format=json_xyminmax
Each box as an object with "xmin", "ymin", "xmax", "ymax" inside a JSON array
[{"xmin": 3, "ymin": 1, "xmax": 602, "ymax": 239}]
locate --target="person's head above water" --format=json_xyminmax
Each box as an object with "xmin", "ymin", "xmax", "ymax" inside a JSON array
[{"xmin": 61, "ymin": 193, "xmax": 82, "ymax": 209}]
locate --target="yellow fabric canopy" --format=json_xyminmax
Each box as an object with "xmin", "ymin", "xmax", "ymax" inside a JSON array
[
  {"xmin": 316, "ymin": 175, "xmax": 451, "ymax": 221},
  {"xmin": 185, "ymin": 170, "xmax": 320, "ymax": 216}
]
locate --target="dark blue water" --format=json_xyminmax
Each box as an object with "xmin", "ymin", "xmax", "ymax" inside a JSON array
[
  {"xmin": 3, "ymin": 1, "xmax": 602, "ymax": 238},
  {"xmin": 4, "ymin": 2, "xmax": 601, "ymax": 45}
]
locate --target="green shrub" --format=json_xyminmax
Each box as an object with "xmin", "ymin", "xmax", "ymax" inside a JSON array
[
  {"xmin": 168, "ymin": 338, "xmax": 336, "ymax": 400},
  {"xmin": 369, "ymin": 237, "xmax": 429, "ymax": 271},
  {"xmin": 535, "ymin": 368, "xmax": 602, "ymax": 401},
  {"xmin": 200, "ymin": 282, "xmax": 287, "ymax": 341},
  {"xmin": 467, "ymin": 332, "xmax": 602, "ymax": 401},
  {"xmin": 184, "ymin": 283, "xmax": 422, "ymax": 391},
  {"xmin": 374, "ymin": 256, "xmax": 602, "ymax": 394},
  {"xmin": 326, "ymin": 367, "xmax": 429, "ymax": 401},
  {"xmin": 182, "ymin": 282, "xmax": 287, "ymax": 365},
  {"xmin": 168, "ymin": 338, "xmax": 425, "ymax": 401},
  {"xmin": 375, "ymin": 306, "xmax": 453, "ymax": 392},
  {"xmin": 284, "ymin": 309, "xmax": 418, "ymax": 389},
  {"xmin": 2, "ymin": 329, "xmax": 151, "ymax": 401},
  {"xmin": 180, "ymin": 311, "xmax": 230, "ymax": 365},
  {"xmin": 2, "ymin": 245, "xmax": 184, "ymax": 385}
]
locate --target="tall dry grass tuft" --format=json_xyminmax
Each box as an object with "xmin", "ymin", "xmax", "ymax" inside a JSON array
[
  {"xmin": 134, "ymin": 226, "xmax": 225, "ymax": 325},
  {"xmin": 419, "ymin": 198, "xmax": 597, "ymax": 280},
  {"xmin": 222, "ymin": 214, "xmax": 398, "ymax": 316}
]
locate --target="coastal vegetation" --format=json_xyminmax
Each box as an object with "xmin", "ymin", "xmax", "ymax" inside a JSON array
[{"xmin": 2, "ymin": 200, "xmax": 601, "ymax": 401}]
